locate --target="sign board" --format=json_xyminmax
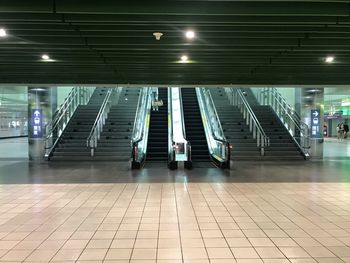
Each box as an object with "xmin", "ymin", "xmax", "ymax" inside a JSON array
[
  {"xmin": 311, "ymin": 109, "xmax": 321, "ymax": 139},
  {"xmin": 31, "ymin": 109, "xmax": 43, "ymax": 138}
]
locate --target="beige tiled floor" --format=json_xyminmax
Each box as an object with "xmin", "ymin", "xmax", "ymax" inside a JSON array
[{"xmin": 0, "ymin": 183, "xmax": 350, "ymax": 262}]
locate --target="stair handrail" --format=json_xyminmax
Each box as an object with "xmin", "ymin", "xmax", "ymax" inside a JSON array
[
  {"xmin": 226, "ymin": 88, "xmax": 270, "ymax": 155},
  {"xmin": 87, "ymin": 88, "xmax": 120, "ymax": 156},
  {"xmin": 44, "ymin": 86, "xmax": 95, "ymax": 159},
  {"xmin": 131, "ymin": 87, "xmax": 152, "ymax": 169},
  {"xmin": 196, "ymin": 88, "xmax": 230, "ymax": 168},
  {"xmin": 256, "ymin": 88, "xmax": 310, "ymax": 157}
]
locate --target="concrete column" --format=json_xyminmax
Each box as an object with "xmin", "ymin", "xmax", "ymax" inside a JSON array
[
  {"xmin": 28, "ymin": 87, "xmax": 57, "ymax": 161},
  {"xmin": 300, "ymin": 88, "xmax": 324, "ymax": 159}
]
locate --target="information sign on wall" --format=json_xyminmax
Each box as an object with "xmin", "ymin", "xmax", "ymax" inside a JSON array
[
  {"xmin": 31, "ymin": 109, "xmax": 42, "ymax": 138},
  {"xmin": 311, "ymin": 109, "xmax": 321, "ymax": 139}
]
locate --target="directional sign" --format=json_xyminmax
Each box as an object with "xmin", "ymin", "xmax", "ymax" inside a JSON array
[
  {"xmin": 310, "ymin": 109, "xmax": 321, "ymax": 139},
  {"xmin": 31, "ymin": 109, "xmax": 42, "ymax": 138}
]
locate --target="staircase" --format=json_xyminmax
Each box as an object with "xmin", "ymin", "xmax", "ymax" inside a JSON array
[
  {"xmin": 243, "ymin": 88, "xmax": 304, "ymax": 160},
  {"xmin": 94, "ymin": 88, "xmax": 140, "ymax": 161},
  {"xmin": 210, "ymin": 88, "xmax": 261, "ymax": 160},
  {"xmin": 146, "ymin": 88, "xmax": 168, "ymax": 162},
  {"xmin": 181, "ymin": 88, "xmax": 211, "ymax": 163},
  {"xmin": 50, "ymin": 88, "xmax": 108, "ymax": 161}
]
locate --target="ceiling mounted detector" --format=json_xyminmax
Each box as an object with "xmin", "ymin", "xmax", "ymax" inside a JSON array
[{"xmin": 153, "ymin": 32, "xmax": 163, "ymax": 40}]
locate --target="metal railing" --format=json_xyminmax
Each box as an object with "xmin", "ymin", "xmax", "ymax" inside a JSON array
[
  {"xmin": 131, "ymin": 87, "xmax": 152, "ymax": 169},
  {"xmin": 86, "ymin": 87, "xmax": 122, "ymax": 156},
  {"xmin": 196, "ymin": 88, "xmax": 230, "ymax": 168},
  {"xmin": 168, "ymin": 87, "xmax": 191, "ymax": 169},
  {"xmin": 44, "ymin": 87, "xmax": 95, "ymax": 159},
  {"xmin": 253, "ymin": 87, "xmax": 310, "ymax": 158},
  {"xmin": 225, "ymin": 88, "xmax": 270, "ymax": 156}
]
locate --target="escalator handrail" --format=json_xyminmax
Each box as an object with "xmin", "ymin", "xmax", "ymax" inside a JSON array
[
  {"xmin": 205, "ymin": 88, "xmax": 229, "ymax": 145},
  {"xmin": 169, "ymin": 88, "xmax": 191, "ymax": 163},
  {"xmin": 178, "ymin": 88, "xmax": 188, "ymax": 141},
  {"xmin": 131, "ymin": 88, "xmax": 151, "ymax": 163},
  {"xmin": 168, "ymin": 88, "xmax": 174, "ymax": 162},
  {"xmin": 196, "ymin": 88, "xmax": 230, "ymax": 165},
  {"xmin": 131, "ymin": 88, "xmax": 145, "ymax": 143}
]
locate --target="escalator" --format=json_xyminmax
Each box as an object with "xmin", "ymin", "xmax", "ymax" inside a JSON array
[
  {"xmin": 181, "ymin": 88, "xmax": 211, "ymax": 164},
  {"xmin": 146, "ymin": 88, "xmax": 168, "ymax": 163}
]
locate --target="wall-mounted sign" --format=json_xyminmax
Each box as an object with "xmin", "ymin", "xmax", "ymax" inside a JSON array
[
  {"xmin": 31, "ymin": 109, "xmax": 42, "ymax": 138},
  {"xmin": 324, "ymin": 111, "xmax": 343, "ymax": 119},
  {"xmin": 311, "ymin": 109, "xmax": 321, "ymax": 139}
]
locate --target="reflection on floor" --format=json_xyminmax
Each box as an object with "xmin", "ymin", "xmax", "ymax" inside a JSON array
[
  {"xmin": 0, "ymin": 158, "xmax": 350, "ymax": 184},
  {"xmin": 0, "ymin": 137, "xmax": 28, "ymax": 159},
  {"xmin": 324, "ymin": 138, "xmax": 350, "ymax": 159},
  {"xmin": 0, "ymin": 183, "xmax": 350, "ymax": 262}
]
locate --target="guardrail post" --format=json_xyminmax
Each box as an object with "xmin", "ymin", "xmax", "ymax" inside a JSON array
[{"xmin": 91, "ymin": 147, "xmax": 94, "ymax": 157}]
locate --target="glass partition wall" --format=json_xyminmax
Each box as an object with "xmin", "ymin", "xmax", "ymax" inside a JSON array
[{"xmin": 0, "ymin": 86, "xmax": 28, "ymax": 138}]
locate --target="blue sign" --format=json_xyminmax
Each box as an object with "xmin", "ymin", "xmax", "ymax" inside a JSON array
[
  {"xmin": 311, "ymin": 109, "xmax": 321, "ymax": 138},
  {"xmin": 31, "ymin": 109, "xmax": 42, "ymax": 138}
]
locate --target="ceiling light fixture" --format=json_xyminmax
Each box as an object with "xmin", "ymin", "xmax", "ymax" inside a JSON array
[
  {"xmin": 41, "ymin": 54, "xmax": 50, "ymax": 60},
  {"xmin": 153, "ymin": 32, "xmax": 163, "ymax": 41},
  {"xmin": 181, "ymin": 55, "xmax": 188, "ymax": 63},
  {"xmin": 185, "ymin": 30, "xmax": 195, "ymax": 39},
  {"xmin": 307, "ymin": 89, "xmax": 321, "ymax": 93},
  {"xmin": 325, "ymin": 56, "xmax": 334, "ymax": 63},
  {"xmin": 0, "ymin": 28, "xmax": 7, "ymax": 37}
]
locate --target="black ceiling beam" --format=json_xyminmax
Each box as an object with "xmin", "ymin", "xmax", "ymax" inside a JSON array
[
  {"xmin": 0, "ymin": 13, "xmax": 345, "ymax": 25},
  {"xmin": 55, "ymin": 1, "xmax": 349, "ymax": 16},
  {"xmin": 0, "ymin": 1, "xmax": 348, "ymax": 16}
]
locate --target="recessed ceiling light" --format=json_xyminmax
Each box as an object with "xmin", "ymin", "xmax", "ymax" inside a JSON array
[
  {"xmin": 0, "ymin": 28, "xmax": 7, "ymax": 37},
  {"xmin": 306, "ymin": 89, "xmax": 322, "ymax": 93},
  {"xmin": 185, "ymin": 30, "xmax": 195, "ymax": 39},
  {"xmin": 181, "ymin": 55, "xmax": 188, "ymax": 63},
  {"xmin": 325, "ymin": 56, "xmax": 334, "ymax": 63},
  {"xmin": 41, "ymin": 54, "xmax": 50, "ymax": 60}
]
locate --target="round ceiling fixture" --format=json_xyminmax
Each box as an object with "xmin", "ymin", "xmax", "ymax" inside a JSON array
[
  {"xmin": 181, "ymin": 55, "xmax": 188, "ymax": 63},
  {"xmin": 41, "ymin": 54, "xmax": 50, "ymax": 60},
  {"xmin": 153, "ymin": 32, "xmax": 163, "ymax": 40},
  {"xmin": 0, "ymin": 28, "xmax": 7, "ymax": 37},
  {"xmin": 325, "ymin": 56, "xmax": 335, "ymax": 63},
  {"xmin": 185, "ymin": 30, "xmax": 195, "ymax": 39}
]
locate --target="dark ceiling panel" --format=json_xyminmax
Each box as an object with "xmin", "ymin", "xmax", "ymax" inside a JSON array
[
  {"xmin": 0, "ymin": 0, "xmax": 53, "ymax": 13},
  {"xmin": 55, "ymin": 1, "xmax": 348, "ymax": 16},
  {"xmin": 0, "ymin": 1, "xmax": 350, "ymax": 85}
]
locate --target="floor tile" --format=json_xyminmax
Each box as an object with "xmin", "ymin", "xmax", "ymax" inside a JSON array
[
  {"xmin": 52, "ymin": 249, "xmax": 83, "ymax": 261},
  {"xmin": 255, "ymin": 247, "xmax": 285, "ymax": 258},
  {"xmin": 207, "ymin": 248, "xmax": 234, "ymax": 259},
  {"xmin": 182, "ymin": 247, "xmax": 208, "ymax": 259},
  {"xmin": 131, "ymin": 248, "xmax": 157, "ymax": 260},
  {"xmin": 231, "ymin": 248, "xmax": 260, "ymax": 259},
  {"xmin": 79, "ymin": 248, "xmax": 108, "ymax": 261},
  {"xmin": 157, "ymin": 248, "xmax": 182, "ymax": 260}
]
